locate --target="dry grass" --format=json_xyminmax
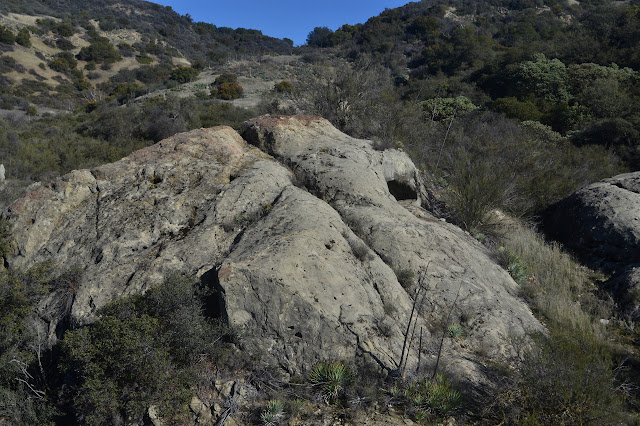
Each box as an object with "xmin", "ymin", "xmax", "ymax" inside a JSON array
[
  {"xmin": 0, "ymin": 12, "xmax": 54, "ymax": 28},
  {"xmin": 4, "ymin": 49, "xmax": 59, "ymax": 84},
  {"xmin": 498, "ymin": 220, "xmax": 610, "ymax": 336},
  {"xmin": 484, "ymin": 219, "xmax": 637, "ymax": 424}
]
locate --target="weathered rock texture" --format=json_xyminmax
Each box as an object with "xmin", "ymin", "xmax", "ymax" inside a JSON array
[
  {"xmin": 544, "ymin": 172, "xmax": 640, "ymax": 319},
  {"xmin": 4, "ymin": 115, "xmax": 541, "ymax": 393}
]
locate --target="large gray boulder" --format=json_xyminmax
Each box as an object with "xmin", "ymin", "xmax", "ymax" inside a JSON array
[
  {"xmin": 544, "ymin": 172, "xmax": 640, "ymax": 318},
  {"xmin": 4, "ymin": 115, "xmax": 541, "ymax": 394}
]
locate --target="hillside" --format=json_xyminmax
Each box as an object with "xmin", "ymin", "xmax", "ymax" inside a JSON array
[
  {"xmin": 1, "ymin": 0, "xmax": 640, "ymax": 424},
  {"xmin": 0, "ymin": 0, "xmax": 293, "ymax": 113},
  {"xmin": 0, "ymin": 0, "xmax": 293, "ymax": 60},
  {"xmin": 304, "ymin": 0, "xmax": 640, "ymax": 170}
]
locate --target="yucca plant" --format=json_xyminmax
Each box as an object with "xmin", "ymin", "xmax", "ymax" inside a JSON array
[
  {"xmin": 308, "ymin": 361, "xmax": 353, "ymax": 403},
  {"xmin": 260, "ymin": 399, "xmax": 284, "ymax": 425},
  {"xmin": 447, "ymin": 323, "xmax": 464, "ymax": 339},
  {"xmin": 394, "ymin": 373, "xmax": 462, "ymax": 419}
]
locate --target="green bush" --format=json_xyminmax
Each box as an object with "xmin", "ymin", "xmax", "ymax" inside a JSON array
[
  {"xmin": 15, "ymin": 28, "xmax": 31, "ymax": 48},
  {"xmin": 60, "ymin": 274, "xmax": 235, "ymax": 425},
  {"xmin": 76, "ymin": 41, "xmax": 122, "ymax": 64},
  {"xmin": 48, "ymin": 52, "xmax": 77, "ymax": 73},
  {"xmin": 260, "ymin": 399, "xmax": 285, "ymax": 425},
  {"xmin": 213, "ymin": 72, "xmax": 238, "ymax": 86},
  {"xmin": 53, "ymin": 22, "xmax": 74, "ymax": 37},
  {"xmin": 169, "ymin": 66, "xmax": 199, "ymax": 84},
  {"xmin": 306, "ymin": 26, "xmax": 335, "ymax": 48},
  {"xmin": 421, "ymin": 96, "xmax": 478, "ymax": 121},
  {"xmin": 135, "ymin": 54, "xmax": 153, "ymax": 64},
  {"xmin": 492, "ymin": 97, "xmax": 543, "ymax": 121},
  {"xmin": 517, "ymin": 328, "xmax": 627, "ymax": 425},
  {"xmin": 274, "ymin": 80, "xmax": 294, "ymax": 93},
  {"xmin": 0, "ymin": 263, "xmax": 78, "ymax": 424},
  {"xmin": 496, "ymin": 247, "xmax": 529, "ymax": 285},
  {"xmin": 447, "ymin": 323, "xmax": 464, "ymax": 339},
  {"xmin": 388, "ymin": 373, "xmax": 462, "ymax": 420},
  {"xmin": 212, "ymin": 82, "xmax": 244, "ymax": 100},
  {"xmin": 0, "ymin": 25, "xmax": 15, "ymax": 45},
  {"xmin": 55, "ymin": 37, "xmax": 75, "ymax": 51},
  {"xmin": 393, "ymin": 267, "xmax": 415, "ymax": 290},
  {"xmin": 111, "ymin": 82, "xmax": 144, "ymax": 104}
]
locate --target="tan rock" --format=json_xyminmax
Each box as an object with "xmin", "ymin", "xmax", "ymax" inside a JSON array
[{"xmin": 4, "ymin": 116, "xmax": 542, "ymax": 394}]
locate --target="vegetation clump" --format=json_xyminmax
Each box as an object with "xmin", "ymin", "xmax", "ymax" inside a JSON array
[
  {"xmin": 169, "ymin": 66, "xmax": 199, "ymax": 84},
  {"xmin": 60, "ymin": 274, "xmax": 237, "ymax": 425},
  {"xmin": 478, "ymin": 221, "xmax": 635, "ymax": 424},
  {"xmin": 48, "ymin": 52, "xmax": 77, "ymax": 73},
  {"xmin": 387, "ymin": 373, "xmax": 462, "ymax": 421},
  {"xmin": 0, "ymin": 25, "xmax": 15, "ymax": 45},
  {"xmin": 76, "ymin": 40, "xmax": 122, "ymax": 64},
  {"xmin": 260, "ymin": 399, "xmax": 285, "ymax": 425},
  {"xmin": 212, "ymin": 81, "xmax": 244, "ymax": 100},
  {"xmin": 308, "ymin": 361, "xmax": 354, "ymax": 404},
  {"xmin": 273, "ymin": 80, "xmax": 294, "ymax": 93}
]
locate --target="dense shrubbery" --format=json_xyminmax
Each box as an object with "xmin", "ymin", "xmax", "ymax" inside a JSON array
[
  {"xmin": 213, "ymin": 72, "xmax": 238, "ymax": 86},
  {"xmin": 60, "ymin": 274, "xmax": 235, "ymax": 425},
  {"xmin": 210, "ymin": 73, "xmax": 244, "ymax": 99},
  {"xmin": 15, "ymin": 28, "xmax": 30, "ymax": 47},
  {"xmin": 273, "ymin": 80, "xmax": 294, "ymax": 93},
  {"xmin": 0, "ymin": 263, "xmax": 81, "ymax": 424},
  {"xmin": 0, "ymin": 263, "xmax": 238, "ymax": 424},
  {"xmin": 0, "ymin": 25, "xmax": 15, "ymax": 45},
  {"xmin": 169, "ymin": 66, "xmax": 199, "ymax": 83},
  {"xmin": 316, "ymin": 0, "xmax": 640, "ymax": 170},
  {"xmin": 76, "ymin": 40, "xmax": 122, "ymax": 64},
  {"xmin": 48, "ymin": 52, "xmax": 77, "ymax": 73},
  {"xmin": 212, "ymin": 82, "xmax": 244, "ymax": 100},
  {"xmin": 0, "ymin": 95, "xmax": 262, "ymax": 182},
  {"xmin": 292, "ymin": 61, "xmax": 620, "ymax": 230}
]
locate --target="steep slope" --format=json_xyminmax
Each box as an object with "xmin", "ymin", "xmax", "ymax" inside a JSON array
[{"xmin": 3, "ymin": 115, "xmax": 542, "ymax": 395}]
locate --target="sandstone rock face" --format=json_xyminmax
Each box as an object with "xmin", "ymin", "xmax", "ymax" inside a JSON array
[
  {"xmin": 4, "ymin": 115, "xmax": 541, "ymax": 393},
  {"xmin": 544, "ymin": 172, "xmax": 640, "ymax": 318}
]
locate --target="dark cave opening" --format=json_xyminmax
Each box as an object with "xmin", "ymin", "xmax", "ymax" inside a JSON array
[
  {"xmin": 387, "ymin": 179, "xmax": 417, "ymax": 201},
  {"xmin": 200, "ymin": 268, "xmax": 228, "ymax": 321}
]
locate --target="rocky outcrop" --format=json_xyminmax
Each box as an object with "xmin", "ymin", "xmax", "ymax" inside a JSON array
[
  {"xmin": 544, "ymin": 172, "xmax": 640, "ymax": 318},
  {"xmin": 4, "ymin": 115, "xmax": 542, "ymax": 394}
]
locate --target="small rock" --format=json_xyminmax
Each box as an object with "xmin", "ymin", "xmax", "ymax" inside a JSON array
[
  {"xmin": 220, "ymin": 381, "xmax": 235, "ymax": 399},
  {"xmin": 147, "ymin": 405, "xmax": 164, "ymax": 426},
  {"xmin": 212, "ymin": 402, "xmax": 223, "ymax": 417},
  {"xmin": 189, "ymin": 396, "xmax": 212, "ymax": 423},
  {"xmin": 225, "ymin": 417, "xmax": 239, "ymax": 426}
]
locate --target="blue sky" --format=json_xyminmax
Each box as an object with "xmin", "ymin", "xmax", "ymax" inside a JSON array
[{"xmin": 150, "ymin": 0, "xmax": 410, "ymax": 46}]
